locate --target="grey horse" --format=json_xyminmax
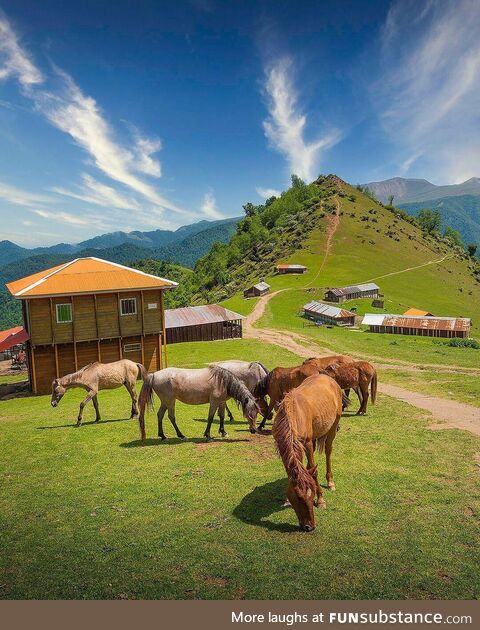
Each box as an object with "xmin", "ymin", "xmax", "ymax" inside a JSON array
[{"xmin": 211, "ymin": 360, "xmax": 269, "ymax": 422}]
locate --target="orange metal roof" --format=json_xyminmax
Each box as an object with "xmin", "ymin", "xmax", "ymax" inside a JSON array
[
  {"xmin": 0, "ymin": 326, "xmax": 23, "ymax": 344},
  {"xmin": 403, "ymin": 308, "xmax": 433, "ymax": 317},
  {"xmin": 6, "ymin": 257, "xmax": 177, "ymax": 298},
  {"xmin": 0, "ymin": 327, "xmax": 29, "ymax": 352}
]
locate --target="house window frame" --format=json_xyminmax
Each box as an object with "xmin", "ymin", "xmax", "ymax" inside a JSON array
[
  {"xmin": 124, "ymin": 342, "xmax": 141, "ymax": 353},
  {"xmin": 120, "ymin": 297, "xmax": 137, "ymax": 316},
  {"xmin": 56, "ymin": 303, "xmax": 72, "ymax": 324}
]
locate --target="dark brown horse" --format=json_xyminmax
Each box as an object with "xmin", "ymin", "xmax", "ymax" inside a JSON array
[
  {"xmin": 272, "ymin": 373, "xmax": 344, "ymax": 532},
  {"xmin": 254, "ymin": 363, "xmax": 320, "ymax": 430},
  {"xmin": 302, "ymin": 355, "xmax": 354, "ymax": 370},
  {"xmin": 324, "ymin": 361, "xmax": 377, "ymax": 415}
]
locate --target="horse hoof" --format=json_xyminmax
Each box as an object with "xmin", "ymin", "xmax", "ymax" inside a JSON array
[
  {"xmin": 282, "ymin": 499, "xmax": 292, "ymax": 508},
  {"xmin": 179, "ymin": 435, "xmax": 187, "ymax": 441},
  {"xmin": 204, "ymin": 435, "xmax": 213, "ymax": 442},
  {"xmin": 159, "ymin": 435, "xmax": 167, "ymax": 441},
  {"xmin": 318, "ymin": 501, "xmax": 327, "ymax": 509},
  {"xmin": 95, "ymin": 419, "xmax": 101, "ymax": 423},
  {"xmin": 327, "ymin": 485, "xmax": 336, "ymax": 492}
]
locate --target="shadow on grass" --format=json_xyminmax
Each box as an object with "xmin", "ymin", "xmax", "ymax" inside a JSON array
[
  {"xmin": 120, "ymin": 436, "xmax": 250, "ymax": 448},
  {"xmin": 37, "ymin": 417, "xmax": 132, "ymax": 430},
  {"xmin": 233, "ymin": 478, "xmax": 299, "ymax": 533}
]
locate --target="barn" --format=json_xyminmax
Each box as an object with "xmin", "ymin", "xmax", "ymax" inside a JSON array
[
  {"xmin": 243, "ymin": 281, "xmax": 270, "ymax": 298},
  {"xmin": 324, "ymin": 282, "xmax": 380, "ymax": 303},
  {"xmin": 303, "ymin": 301, "xmax": 356, "ymax": 326},
  {"xmin": 403, "ymin": 308, "xmax": 433, "ymax": 317},
  {"xmin": 362, "ymin": 314, "xmax": 471, "ymax": 338},
  {"xmin": 6, "ymin": 257, "xmax": 177, "ymax": 394},
  {"xmin": 276, "ymin": 264, "xmax": 308, "ymax": 274},
  {"xmin": 165, "ymin": 305, "xmax": 244, "ymax": 344}
]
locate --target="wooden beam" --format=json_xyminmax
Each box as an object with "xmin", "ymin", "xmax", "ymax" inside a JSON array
[
  {"xmin": 140, "ymin": 291, "xmax": 145, "ymax": 335},
  {"xmin": 117, "ymin": 292, "xmax": 122, "ymax": 337},
  {"xmin": 93, "ymin": 294, "xmax": 100, "ymax": 339},
  {"xmin": 71, "ymin": 296, "xmax": 76, "ymax": 342},
  {"xmin": 73, "ymin": 341, "xmax": 78, "ymax": 371},
  {"xmin": 118, "ymin": 337, "xmax": 123, "ymax": 359},
  {"xmin": 49, "ymin": 298, "xmax": 56, "ymax": 343},
  {"xmin": 157, "ymin": 333, "xmax": 162, "ymax": 370},
  {"xmin": 31, "ymin": 345, "xmax": 37, "ymax": 394},
  {"xmin": 160, "ymin": 290, "xmax": 167, "ymax": 368},
  {"xmin": 97, "ymin": 339, "xmax": 101, "ymax": 363},
  {"xmin": 54, "ymin": 344, "xmax": 59, "ymax": 378}
]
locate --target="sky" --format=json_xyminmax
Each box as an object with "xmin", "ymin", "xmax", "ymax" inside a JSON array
[{"xmin": 0, "ymin": 0, "xmax": 479, "ymax": 246}]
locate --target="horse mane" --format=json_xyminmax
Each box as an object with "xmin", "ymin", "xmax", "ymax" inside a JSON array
[
  {"xmin": 253, "ymin": 370, "xmax": 271, "ymax": 397},
  {"xmin": 59, "ymin": 362, "xmax": 97, "ymax": 386},
  {"xmin": 273, "ymin": 393, "xmax": 315, "ymax": 492},
  {"xmin": 209, "ymin": 366, "xmax": 256, "ymax": 414}
]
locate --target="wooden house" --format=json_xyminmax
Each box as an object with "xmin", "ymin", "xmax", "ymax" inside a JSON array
[
  {"xmin": 303, "ymin": 301, "xmax": 356, "ymax": 327},
  {"xmin": 165, "ymin": 305, "xmax": 244, "ymax": 344},
  {"xmin": 243, "ymin": 281, "xmax": 270, "ymax": 298},
  {"xmin": 324, "ymin": 282, "xmax": 380, "ymax": 303},
  {"xmin": 403, "ymin": 308, "xmax": 433, "ymax": 317},
  {"xmin": 362, "ymin": 314, "xmax": 471, "ymax": 338},
  {"xmin": 276, "ymin": 264, "xmax": 308, "ymax": 274},
  {"xmin": 6, "ymin": 257, "xmax": 177, "ymax": 394}
]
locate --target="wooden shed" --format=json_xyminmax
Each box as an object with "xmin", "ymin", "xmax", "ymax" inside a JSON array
[
  {"xmin": 276, "ymin": 264, "xmax": 308, "ymax": 274},
  {"xmin": 324, "ymin": 282, "xmax": 380, "ymax": 303},
  {"xmin": 6, "ymin": 257, "xmax": 177, "ymax": 394},
  {"xmin": 165, "ymin": 305, "xmax": 244, "ymax": 344},
  {"xmin": 362, "ymin": 314, "xmax": 471, "ymax": 338},
  {"xmin": 243, "ymin": 281, "xmax": 270, "ymax": 298},
  {"xmin": 303, "ymin": 301, "xmax": 356, "ymax": 326},
  {"xmin": 403, "ymin": 308, "xmax": 433, "ymax": 317}
]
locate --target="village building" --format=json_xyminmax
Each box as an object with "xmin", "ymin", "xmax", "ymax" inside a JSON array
[
  {"xmin": 403, "ymin": 308, "xmax": 433, "ymax": 317},
  {"xmin": 362, "ymin": 314, "xmax": 471, "ymax": 338},
  {"xmin": 276, "ymin": 264, "xmax": 308, "ymax": 274},
  {"xmin": 303, "ymin": 301, "xmax": 356, "ymax": 327},
  {"xmin": 243, "ymin": 281, "xmax": 270, "ymax": 298},
  {"xmin": 324, "ymin": 282, "xmax": 380, "ymax": 303},
  {"xmin": 165, "ymin": 304, "xmax": 244, "ymax": 344},
  {"xmin": 0, "ymin": 326, "xmax": 29, "ymax": 359},
  {"xmin": 6, "ymin": 257, "xmax": 177, "ymax": 394}
]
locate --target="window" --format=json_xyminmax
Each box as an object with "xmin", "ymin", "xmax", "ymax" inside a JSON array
[
  {"xmin": 56, "ymin": 303, "xmax": 72, "ymax": 323},
  {"xmin": 124, "ymin": 343, "xmax": 141, "ymax": 353},
  {"xmin": 120, "ymin": 298, "xmax": 137, "ymax": 316}
]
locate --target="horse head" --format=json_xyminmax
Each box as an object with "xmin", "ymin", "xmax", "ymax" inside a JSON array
[
  {"xmin": 287, "ymin": 472, "xmax": 317, "ymax": 532},
  {"xmin": 51, "ymin": 379, "xmax": 66, "ymax": 407}
]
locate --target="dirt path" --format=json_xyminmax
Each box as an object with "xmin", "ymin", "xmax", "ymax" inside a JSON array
[
  {"xmin": 304, "ymin": 197, "xmax": 340, "ymax": 289},
  {"xmin": 245, "ymin": 292, "xmax": 480, "ymax": 435},
  {"xmin": 360, "ymin": 253, "xmax": 454, "ymax": 284}
]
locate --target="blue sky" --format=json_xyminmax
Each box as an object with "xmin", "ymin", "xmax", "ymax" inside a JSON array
[{"xmin": 1, "ymin": 0, "xmax": 479, "ymax": 246}]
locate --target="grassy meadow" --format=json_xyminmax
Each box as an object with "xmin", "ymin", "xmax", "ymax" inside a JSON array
[{"xmin": 1, "ymin": 339, "xmax": 479, "ymax": 600}]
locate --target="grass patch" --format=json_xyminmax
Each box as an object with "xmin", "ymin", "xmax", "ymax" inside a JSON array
[{"xmin": 1, "ymin": 339, "xmax": 479, "ymax": 599}]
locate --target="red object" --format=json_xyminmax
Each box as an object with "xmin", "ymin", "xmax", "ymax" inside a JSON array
[{"xmin": 0, "ymin": 327, "xmax": 30, "ymax": 352}]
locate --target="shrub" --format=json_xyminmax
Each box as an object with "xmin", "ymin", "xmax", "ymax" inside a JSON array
[{"xmin": 445, "ymin": 338, "xmax": 479, "ymax": 349}]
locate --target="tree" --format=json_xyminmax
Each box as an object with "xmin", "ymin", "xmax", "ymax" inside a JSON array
[
  {"xmin": 444, "ymin": 227, "xmax": 464, "ymax": 248},
  {"xmin": 242, "ymin": 202, "xmax": 257, "ymax": 217},
  {"xmin": 467, "ymin": 243, "xmax": 478, "ymax": 257},
  {"xmin": 387, "ymin": 194, "xmax": 394, "ymax": 207},
  {"xmin": 290, "ymin": 174, "xmax": 305, "ymax": 188},
  {"xmin": 417, "ymin": 208, "xmax": 442, "ymax": 234}
]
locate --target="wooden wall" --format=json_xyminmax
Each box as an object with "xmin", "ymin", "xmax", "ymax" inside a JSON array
[{"xmin": 166, "ymin": 320, "xmax": 242, "ymax": 344}]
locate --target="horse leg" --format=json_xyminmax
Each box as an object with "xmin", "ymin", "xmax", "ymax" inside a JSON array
[
  {"xmin": 258, "ymin": 397, "xmax": 275, "ymax": 431},
  {"xmin": 124, "ymin": 380, "xmax": 138, "ymax": 419},
  {"xmin": 218, "ymin": 402, "xmax": 227, "ymax": 437},
  {"xmin": 358, "ymin": 383, "xmax": 369, "ymax": 415},
  {"xmin": 92, "ymin": 394, "xmax": 101, "ymax": 423},
  {"xmin": 76, "ymin": 389, "xmax": 96, "ymax": 426},
  {"xmin": 306, "ymin": 440, "xmax": 324, "ymax": 508},
  {"xmin": 157, "ymin": 404, "xmax": 168, "ymax": 440},
  {"xmin": 325, "ymin": 428, "xmax": 337, "ymax": 491},
  {"xmin": 204, "ymin": 401, "xmax": 219, "ymax": 441},
  {"xmin": 225, "ymin": 402, "xmax": 235, "ymax": 423},
  {"xmin": 167, "ymin": 404, "xmax": 186, "ymax": 441}
]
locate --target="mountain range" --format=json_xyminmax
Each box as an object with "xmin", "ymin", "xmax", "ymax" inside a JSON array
[{"xmin": 364, "ymin": 177, "xmax": 480, "ymax": 245}]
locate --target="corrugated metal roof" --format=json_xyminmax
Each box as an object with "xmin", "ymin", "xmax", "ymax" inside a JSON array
[
  {"xmin": 165, "ymin": 304, "xmax": 244, "ymax": 328},
  {"xmin": 6, "ymin": 257, "xmax": 177, "ymax": 298},
  {"xmin": 253, "ymin": 282, "xmax": 270, "ymax": 291},
  {"xmin": 0, "ymin": 327, "xmax": 29, "ymax": 352},
  {"xmin": 304, "ymin": 301, "xmax": 356, "ymax": 319},
  {"xmin": 403, "ymin": 308, "xmax": 433, "ymax": 316},
  {"xmin": 327, "ymin": 282, "xmax": 379, "ymax": 297},
  {"xmin": 276, "ymin": 264, "xmax": 307, "ymax": 269},
  {"xmin": 362, "ymin": 313, "xmax": 471, "ymax": 331}
]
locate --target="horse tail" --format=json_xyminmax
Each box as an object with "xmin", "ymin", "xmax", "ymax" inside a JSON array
[
  {"xmin": 253, "ymin": 370, "xmax": 271, "ymax": 398},
  {"xmin": 371, "ymin": 368, "xmax": 377, "ymax": 404},
  {"xmin": 210, "ymin": 366, "xmax": 256, "ymax": 418},
  {"xmin": 138, "ymin": 374, "xmax": 155, "ymax": 441},
  {"xmin": 136, "ymin": 363, "xmax": 149, "ymax": 382},
  {"xmin": 273, "ymin": 394, "xmax": 313, "ymax": 492}
]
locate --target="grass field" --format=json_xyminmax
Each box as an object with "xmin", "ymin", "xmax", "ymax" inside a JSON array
[{"xmin": 1, "ymin": 339, "xmax": 479, "ymax": 600}]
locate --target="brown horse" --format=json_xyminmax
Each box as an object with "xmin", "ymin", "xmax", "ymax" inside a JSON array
[
  {"xmin": 273, "ymin": 373, "xmax": 343, "ymax": 532},
  {"xmin": 254, "ymin": 363, "xmax": 320, "ymax": 431},
  {"xmin": 324, "ymin": 360, "xmax": 377, "ymax": 415},
  {"xmin": 51, "ymin": 359, "xmax": 147, "ymax": 426},
  {"xmin": 302, "ymin": 355, "xmax": 354, "ymax": 370}
]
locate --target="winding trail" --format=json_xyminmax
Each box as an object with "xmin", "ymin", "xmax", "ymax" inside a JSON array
[
  {"xmin": 244, "ymin": 291, "xmax": 480, "ymax": 436},
  {"xmin": 360, "ymin": 252, "xmax": 454, "ymax": 285}
]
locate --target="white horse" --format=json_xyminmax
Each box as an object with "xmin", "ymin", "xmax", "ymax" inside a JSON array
[
  {"xmin": 138, "ymin": 366, "xmax": 263, "ymax": 442},
  {"xmin": 211, "ymin": 360, "xmax": 269, "ymax": 422}
]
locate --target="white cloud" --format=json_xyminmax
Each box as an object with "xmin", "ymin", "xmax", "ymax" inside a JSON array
[
  {"xmin": 0, "ymin": 13, "xmax": 43, "ymax": 87},
  {"xmin": 375, "ymin": 0, "xmax": 480, "ymax": 183},
  {"xmin": 256, "ymin": 186, "xmax": 281, "ymax": 199},
  {"xmin": 262, "ymin": 57, "xmax": 341, "ymax": 182},
  {"xmin": 52, "ymin": 173, "xmax": 141, "ymax": 210},
  {"xmin": 132, "ymin": 132, "xmax": 162, "ymax": 177},
  {"xmin": 0, "ymin": 181, "xmax": 54, "ymax": 207},
  {"xmin": 201, "ymin": 191, "xmax": 223, "ymax": 220}
]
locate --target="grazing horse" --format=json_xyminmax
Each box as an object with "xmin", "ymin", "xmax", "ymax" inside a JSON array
[
  {"xmin": 254, "ymin": 363, "xmax": 321, "ymax": 430},
  {"xmin": 302, "ymin": 355, "xmax": 354, "ymax": 370},
  {"xmin": 324, "ymin": 361, "xmax": 377, "ymax": 415},
  {"xmin": 50, "ymin": 360, "xmax": 147, "ymax": 426},
  {"xmin": 211, "ymin": 360, "xmax": 270, "ymax": 422},
  {"xmin": 138, "ymin": 366, "xmax": 261, "ymax": 442},
  {"xmin": 273, "ymin": 374, "xmax": 344, "ymax": 532}
]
